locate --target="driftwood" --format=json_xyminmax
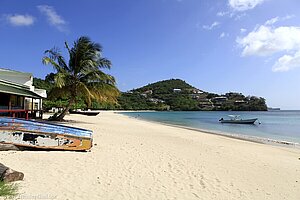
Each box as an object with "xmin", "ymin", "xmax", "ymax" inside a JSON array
[
  {"xmin": 0, "ymin": 144, "xmax": 20, "ymax": 151},
  {"xmin": 0, "ymin": 163, "xmax": 24, "ymax": 182}
]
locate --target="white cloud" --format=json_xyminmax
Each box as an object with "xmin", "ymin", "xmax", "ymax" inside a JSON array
[
  {"xmin": 282, "ymin": 15, "xmax": 295, "ymax": 20},
  {"xmin": 203, "ymin": 21, "xmax": 220, "ymax": 30},
  {"xmin": 237, "ymin": 20, "xmax": 300, "ymax": 72},
  {"xmin": 237, "ymin": 25, "xmax": 300, "ymax": 56},
  {"xmin": 219, "ymin": 32, "xmax": 226, "ymax": 38},
  {"xmin": 219, "ymin": 32, "xmax": 229, "ymax": 39},
  {"xmin": 37, "ymin": 5, "xmax": 68, "ymax": 32},
  {"xmin": 218, "ymin": 0, "xmax": 269, "ymax": 19},
  {"xmin": 240, "ymin": 28, "xmax": 247, "ymax": 33},
  {"xmin": 217, "ymin": 11, "xmax": 229, "ymax": 17},
  {"xmin": 265, "ymin": 17, "xmax": 279, "ymax": 25},
  {"xmin": 265, "ymin": 15, "xmax": 295, "ymax": 26},
  {"xmin": 5, "ymin": 14, "xmax": 35, "ymax": 26},
  {"xmin": 229, "ymin": 0, "xmax": 266, "ymax": 11},
  {"xmin": 234, "ymin": 13, "xmax": 246, "ymax": 20},
  {"xmin": 272, "ymin": 51, "xmax": 300, "ymax": 72}
]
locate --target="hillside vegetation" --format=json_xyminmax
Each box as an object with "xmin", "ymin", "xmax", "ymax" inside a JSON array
[
  {"xmin": 118, "ymin": 79, "xmax": 267, "ymax": 111},
  {"xmin": 34, "ymin": 77, "xmax": 267, "ymax": 111}
]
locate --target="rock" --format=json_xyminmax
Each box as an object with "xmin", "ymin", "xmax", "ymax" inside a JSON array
[
  {"xmin": 0, "ymin": 163, "xmax": 24, "ymax": 182},
  {"xmin": 3, "ymin": 168, "xmax": 24, "ymax": 182}
]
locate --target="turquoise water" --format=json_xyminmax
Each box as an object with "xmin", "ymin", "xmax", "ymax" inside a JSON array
[{"xmin": 120, "ymin": 111, "xmax": 300, "ymax": 144}]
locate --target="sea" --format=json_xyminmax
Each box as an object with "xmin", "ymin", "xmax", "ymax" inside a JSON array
[{"xmin": 120, "ymin": 111, "xmax": 300, "ymax": 146}]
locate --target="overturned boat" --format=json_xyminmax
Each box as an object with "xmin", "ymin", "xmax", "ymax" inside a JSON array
[
  {"xmin": 0, "ymin": 117, "xmax": 93, "ymax": 151},
  {"xmin": 69, "ymin": 110, "xmax": 100, "ymax": 116},
  {"xmin": 219, "ymin": 115, "xmax": 258, "ymax": 124}
]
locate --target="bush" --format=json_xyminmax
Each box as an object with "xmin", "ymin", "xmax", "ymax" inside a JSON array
[{"xmin": 0, "ymin": 181, "xmax": 18, "ymax": 198}]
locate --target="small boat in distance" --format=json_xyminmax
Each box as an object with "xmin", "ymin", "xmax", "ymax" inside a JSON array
[
  {"xmin": 219, "ymin": 115, "xmax": 258, "ymax": 124},
  {"xmin": 0, "ymin": 117, "xmax": 93, "ymax": 151}
]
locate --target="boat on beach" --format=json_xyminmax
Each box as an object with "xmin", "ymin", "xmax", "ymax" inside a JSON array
[
  {"xmin": 0, "ymin": 117, "xmax": 93, "ymax": 151},
  {"xmin": 69, "ymin": 109, "xmax": 100, "ymax": 116},
  {"xmin": 219, "ymin": 115, "xmax": 258, "ymax": 124}
]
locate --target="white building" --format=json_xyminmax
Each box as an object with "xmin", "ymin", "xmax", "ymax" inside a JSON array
[
  {"xmin": 0, "ymin": 68, "xmax": 47, "ymax": 119},
  {"xmin": 173, "ymin": 88, "xmax": 182, "ymax": 92}
]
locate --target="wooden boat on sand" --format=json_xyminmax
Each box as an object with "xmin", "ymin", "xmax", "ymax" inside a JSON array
[
  {"xmin": 69, "ymin": 110, "xmax": 100, "ymax": 116},
  {"xmin": 219, "ymin": 115, "xmax": 258, "ymax": 124},
  {"xmin": 0, "ymin": 117, "xmax": 93, "ymax": 151}
]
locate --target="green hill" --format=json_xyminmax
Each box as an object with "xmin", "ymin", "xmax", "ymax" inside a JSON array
[
  {"xmin": 34, "ymin": 77, "xmax": 267, "ymax": 111},
  {"xmin": 117, "ymin": 79, "xmax": 267, "ymax": 111}
]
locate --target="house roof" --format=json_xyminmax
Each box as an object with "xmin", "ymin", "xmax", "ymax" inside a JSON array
[
  {"xmin": 0, "ymin": 68, "xmax": 32, "ymax": 76},
  {"xmin": 0, "ymin": 79, "xmax": 43, "ymax": 99}
]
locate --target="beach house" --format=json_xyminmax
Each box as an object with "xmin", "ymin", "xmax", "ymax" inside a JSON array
[{"xmin": 0, "ymin": 68, "xmax": 47, "ymax": 119}]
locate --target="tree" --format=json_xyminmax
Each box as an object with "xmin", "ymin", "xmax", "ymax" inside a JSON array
[{"xmin": 42, "ymin": 36, "xmax": 119, "ymax": 120}]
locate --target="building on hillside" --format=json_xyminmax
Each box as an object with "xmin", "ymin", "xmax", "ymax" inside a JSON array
[
  {"xmin": 173, "ymin": 88, "xmax": 181, "ymax": 93},
  {"xmin": 148, "ymin": 98, "xmax": 165, "ymax": 104},
  {"xmin": 190, "ymin": 94, "xmax": 200, "ymax": 99},
  {"xmin": 187, "ymin": 88, "xmax": 203, "ymax": 94},
  {"xmin": 193, "ymin": 89, "xmax": 203, "ymax": 94},
  {"xmin": 212, "ymin": 96, "xmax": 227, "ymax": 102},
  {"xmin": 141, "ymin": 90, "xmax": 153, "ymax": 97},
  {"xmin": 143, "ymin": 90, "xmax": 153, "ymax": 95},
  {"xmin": 234, "ymin": 100, "xmax": 246, "ymax": 104},
  {"xmin": 0, "ymin": 68, "xmax": 47, "ymax": 119}
]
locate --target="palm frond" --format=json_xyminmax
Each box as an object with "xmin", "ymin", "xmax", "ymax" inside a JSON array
[
  {"xmin": 80, "ymin": 70, "xmax": 116, "ymax": 85},
  {"xmin": 43, "ymin": 36, "xmax": 118, "ymax": 116},
  {"xmin": 88, "ymin": 82, "xmax": 120, "ymax": 103},
  {"xmin": 98, "ymin": 58, "xmax": 112, "ymax": 69},
  {"xmin": 42, "ymin": 57, "xmax": 65, "ymax": 73},
  {"xmin": 54, "ymin": 72, "xmax": 68, "ymax": 88},
  {"xmin": 64, "ymin": 41, "xmax": 71, "ymax": 55},
  {"xmin": 44, "ymin": 48, "xmax": 69, "ymax": 72},
  {"xmin": 68, "ymin": 36, "xmax": 106, "ymax": 74},
  {"xmin": 48, "ymin": 86, "xmax": 71, "ymax": 100},
  {"xmin": 76, "ymin": 82, "xmax": 95, "ymax": 106}
]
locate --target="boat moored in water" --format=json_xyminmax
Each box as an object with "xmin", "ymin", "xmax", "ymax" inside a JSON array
[
  {"xmin": 0, "ymin": 117, "xmax": 93, "ymax": 151},
  {"xmin": 219, "ymin": 115, "xmax": 258, "ymax": 124}
]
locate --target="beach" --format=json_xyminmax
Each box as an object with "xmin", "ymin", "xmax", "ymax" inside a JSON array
[{"xmin": 0, "ymin": 112, "xmax": 299, "ymax": 200}]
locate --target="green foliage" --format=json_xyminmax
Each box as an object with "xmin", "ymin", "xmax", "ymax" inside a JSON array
[
  {"xmin": 117, "ymin": 79, "xmax": 268, "ymax": 111},
  {"xmin": 90, "ymin": 100, "xmax": 116, "ymax": 110},
  {"xmin": 136, "ymin": 79, "xmax": 196, "ymax": 95},
  {"xmin": 36, "ymin": 74, "xmax": 267, "ymax": 112},
  {"xmin": 117, "ymin": 93, "xmax": 164, "ymax": 110},
  {"xmin": 0, "ymin": 181, "xmax": 18, "ymax": 198},
  {"xmin": 168, "ymin": 95, "xmax": 200, "ymax": 111},
  {"xmin": 41, "ymin": 36, "xmax": 119, "ymax": 120},
  {"xmin": 33, "ymin": 77, "xmax": 69, "ymax": 110},
  {"xmin": 33, "ymin": 77, "xmax": 53, "ymax": 93},
  {"xmin": 33, "ymin": 76, "xmax": 120, "ymax": 111},
  {"xmin": 212, "ymin": 93, "xmax": 268, "ymax": 111},
  {"xmin": 117, "ymin": 79, "xmax": 201, "ymax": 110}
]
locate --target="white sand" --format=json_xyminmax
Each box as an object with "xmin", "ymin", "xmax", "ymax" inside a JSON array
[{"xmin": 0, "ymin": 112, "xmax": 299, "ymax": 200}]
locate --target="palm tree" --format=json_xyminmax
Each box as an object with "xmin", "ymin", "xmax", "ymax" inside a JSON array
[{"xmin": 42, "ymin": 36, "xmax": 119, "ymax": 121}]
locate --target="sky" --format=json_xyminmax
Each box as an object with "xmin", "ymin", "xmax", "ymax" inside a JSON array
[{"xmin": 0, "ymin": 0, "xmax": 300, "ymax": 109}]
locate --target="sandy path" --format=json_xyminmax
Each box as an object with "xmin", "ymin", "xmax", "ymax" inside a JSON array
[{"xmin": 0, "ymin": 112, "xmax": 299, "ymax": 200}]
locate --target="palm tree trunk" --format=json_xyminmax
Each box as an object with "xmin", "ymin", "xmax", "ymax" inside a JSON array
[{"xmin": 56, "ymin": 99, "xmax": 73, "ymax": 121}]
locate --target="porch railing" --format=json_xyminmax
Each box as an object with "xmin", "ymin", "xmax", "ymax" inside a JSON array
[{"xmin": 0, "ymin": 109, "xmax": 43, "ymax": 120}]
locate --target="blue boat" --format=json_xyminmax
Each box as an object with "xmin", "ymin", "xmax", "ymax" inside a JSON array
[{"xmin": 0, "ymin": 117, "xmax": 93, "ymax": 151}]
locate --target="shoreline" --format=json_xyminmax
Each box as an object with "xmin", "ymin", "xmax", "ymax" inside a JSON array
[{"xmin": 116, "ymin": 112, "xmax": 300, "ymax": 149}]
